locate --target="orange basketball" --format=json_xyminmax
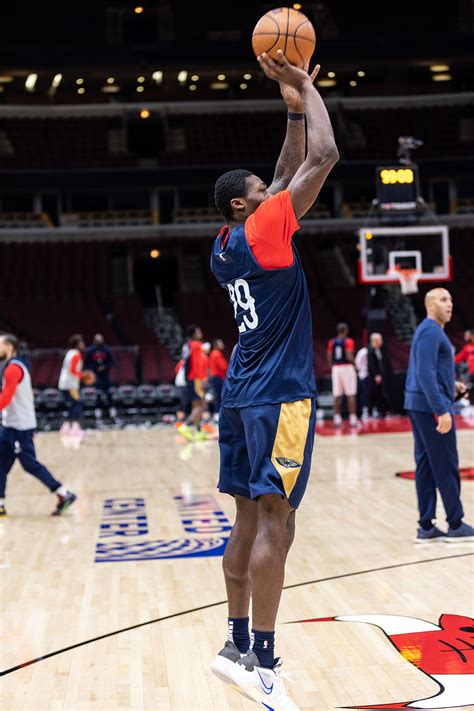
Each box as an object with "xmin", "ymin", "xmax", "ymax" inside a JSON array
[
  {"xmin": 82, "ymin": 370, "xmax": 96, "ymax": 386},
  {"xmin": 252, "ymin": 7, "xmax": 316, "ymax": 69}
]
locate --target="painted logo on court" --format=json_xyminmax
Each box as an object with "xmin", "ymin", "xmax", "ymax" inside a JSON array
[
  {"xmin": 294, "ymin": 614, "xmax": 474, "ymax": 708},
  {"xmin": 96, "ymin": 536, "xmax": 228, "ymax": 561},
  {"xmin": 95, "ymin": 495, "xmax": 230, "ymax": 562}
]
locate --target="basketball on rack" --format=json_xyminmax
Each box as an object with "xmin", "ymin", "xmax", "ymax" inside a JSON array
[{"xmin": 251, "ymin": 7, "xmax": 316, "ymax": 68}]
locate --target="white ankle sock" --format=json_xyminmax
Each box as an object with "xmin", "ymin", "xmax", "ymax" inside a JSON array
[{"xmin": 56, "ymin": 485, "xmax": 68, "ymax": 497}]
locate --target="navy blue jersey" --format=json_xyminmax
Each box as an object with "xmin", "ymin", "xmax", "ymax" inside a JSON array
[
  {"xmin": 210, "ymin": 190, "xmax": 316, "ymax": 408},
  {"xmin": 327, "ymin": 336, "xmax": 355, "ymax": 366}
]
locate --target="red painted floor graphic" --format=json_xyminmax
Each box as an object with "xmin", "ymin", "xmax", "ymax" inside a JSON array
[
  {"xmin": 315, "ymin": 415, "xmax": 474, "ymax": 436},
  {"xmin": 293, "ymin": 614, "xmax": 474, "ymax": 709},
  {"xmin": 397, "ymin": 466, "xmax": 474, "ymax": 481}
]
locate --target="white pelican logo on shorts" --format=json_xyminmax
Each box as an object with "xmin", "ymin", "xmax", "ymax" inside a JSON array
[{"xmin": 275, "ymin": 457, "xmax": 301, "ymax": 469}]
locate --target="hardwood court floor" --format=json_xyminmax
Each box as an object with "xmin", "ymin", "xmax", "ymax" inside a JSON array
[{"xmin": 1, "ymin": 423, "xmax": 473, "ymax": 710}]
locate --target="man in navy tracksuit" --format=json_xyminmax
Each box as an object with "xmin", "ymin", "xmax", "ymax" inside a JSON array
[{"xmin": 405, "ymin": 288, "xmax": 473, "ymax": 543}]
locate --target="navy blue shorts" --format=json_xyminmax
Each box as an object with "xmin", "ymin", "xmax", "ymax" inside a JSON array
[{"xmin": 218, "ymin": 398, "xmax": 316, "ymax": 509}]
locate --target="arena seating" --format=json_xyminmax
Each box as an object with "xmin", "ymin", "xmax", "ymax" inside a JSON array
[
  {"xmin": 0, "ymin": 118, "xmax": 138, "ymax": 169},
  {"xmin": 1, "ymin": 228, "xmax": 471, "ymax": 390}
]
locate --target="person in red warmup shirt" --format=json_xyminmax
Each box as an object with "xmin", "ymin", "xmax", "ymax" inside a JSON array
[
  {"xmin": 209, "ymin": 338, "xmax": 228, "ymax": 413},
  {"xmin": 0, "ymin": 333, "xmax": 76, "ymax": 517},
  {"xmin": 176, "ymin": 325, "xmax": 208, "ymax": 441},
  {"xmin": 455, "ymin": 328, "xmax": 474, "ymax": 404}
]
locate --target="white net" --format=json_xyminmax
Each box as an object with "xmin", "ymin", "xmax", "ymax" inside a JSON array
[{"xmin": 397, "ymin": 269, "xmax": 420, "ymax": 294}]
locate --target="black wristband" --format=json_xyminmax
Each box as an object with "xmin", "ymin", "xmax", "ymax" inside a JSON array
[{"xmin": 288, "ymin": 112, "xmax": 305, "ymax": 121}]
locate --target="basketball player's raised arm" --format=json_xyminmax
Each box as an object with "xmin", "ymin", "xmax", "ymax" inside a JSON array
[
  {"xmin": 268, "ymin": 67, "xmax": 319, "ymax": 195},
  {"xmin": 258, "ymin": 51, "xmax": 338, "ymax": 219}
]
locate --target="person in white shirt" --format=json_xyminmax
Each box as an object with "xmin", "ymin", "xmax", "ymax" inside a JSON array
[
  {"xmin": 355, "ymin": 345, "xmax": 370, "ymax": 420},
  {"xmin": 58, "ymin": 334, "xmax": 86, "ymax": 435},
  {"xmin": 0, "ymin": 333, "xmax": 76, "ymax": 516}
]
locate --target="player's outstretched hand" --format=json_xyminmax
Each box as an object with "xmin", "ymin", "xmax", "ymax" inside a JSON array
[
  {"xmin": 279, "ymin": 61, "xmax": 321, "ymax": 111},
  {"xmin": 258, "ymin": 50, "xmax": 316, "ymax": 92}
]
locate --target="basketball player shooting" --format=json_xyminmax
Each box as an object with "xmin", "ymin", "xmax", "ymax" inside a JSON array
[{"xmin": 209, "ymin": 50, "xmax": 339, "ymax": 709}]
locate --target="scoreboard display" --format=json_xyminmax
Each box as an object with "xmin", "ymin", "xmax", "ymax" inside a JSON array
[{"xmin": 376, "ymin": 165, "xmax": 420, "ymax": 211}]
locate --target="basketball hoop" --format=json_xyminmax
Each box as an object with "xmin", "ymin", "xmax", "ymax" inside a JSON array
[{"xmin": 395, "ymin": 268, "xmax": 420, "ymax": 294}]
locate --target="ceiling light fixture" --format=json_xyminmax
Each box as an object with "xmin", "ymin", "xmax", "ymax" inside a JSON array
[
  {"xmin": 430, "ymin": 64, "xmax": 450, "ymax": 72},
  {"xmin": 25, "ymin": 73, "xmax": 38, "ymax": 91},
  {"xmin": 317, "ymin": 79, "xmax": 337, "ymax": 87}
]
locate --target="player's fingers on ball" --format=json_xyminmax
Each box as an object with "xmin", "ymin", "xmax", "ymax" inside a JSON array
[
  {"xmin": 310, "ymin": 64, "xmax": 321, "ymax": 81},
  {"xmin": 276, "ymin": 49, "xmax": 289, "ymax": 66}
]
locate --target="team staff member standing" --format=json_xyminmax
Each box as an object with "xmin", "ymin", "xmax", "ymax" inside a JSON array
[
  {"xmin": 58, "ymin": 334, "xmax": 86, "ymax": 435},
  {"xmin": 210, "ymin": 50, "xmax": 338, "ymax": 709},
  {"xmin": 405, "ymin": 288, "xmax": 473, "ymax": 543},
  {"xmin": 368, "ymin": 332, "xmax": 390, "ymax": 417},
  {"xmin": 0, "ymin": 333, "xmax": 76, "ymax": 516}
]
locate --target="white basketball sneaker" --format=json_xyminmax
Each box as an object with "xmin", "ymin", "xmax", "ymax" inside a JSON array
[
  {"xmin": 209, "ymin": 640, "xmax": 244, "ymax": 688},
  {"xmin": 230, "ymin": 651, "xmax": 299, "ymax": 710}
]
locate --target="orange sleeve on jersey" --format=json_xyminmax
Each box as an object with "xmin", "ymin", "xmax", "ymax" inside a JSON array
[
  {"xmin": 454, "ymin": 345, "xmax": 467, "ymax": 364},
  {"xmin": 244, "ymin": 190, "xmax": 300, "ymax": 269},
  {"xmin": 346, "ymin": 338, "xmax": 355, "ymax": 352},
  {"xmin": 70, "ymin": 352, "xmax": 84, "ymax": 379},
  {"xmin": 0, "ymin": 363, "xmax": 24, "ymax": 410}
]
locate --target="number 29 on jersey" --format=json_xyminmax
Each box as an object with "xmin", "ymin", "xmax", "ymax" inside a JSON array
[{"xmin": 227, "ymin": 278, "xmax": 259, "ymax": 334}]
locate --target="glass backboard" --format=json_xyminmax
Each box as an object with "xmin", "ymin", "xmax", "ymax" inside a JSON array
[{"xmin": 358, "ymin": 225, "xmax": 451, "ymax": 285}]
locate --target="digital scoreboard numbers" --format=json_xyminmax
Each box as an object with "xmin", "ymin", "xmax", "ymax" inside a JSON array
[{"xmin": 376, "ymin": 165, "xmax": 419, "ymax": 211}]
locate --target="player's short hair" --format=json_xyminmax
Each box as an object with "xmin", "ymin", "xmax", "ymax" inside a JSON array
[
  {"xmin": 214, "ymin": 169, "xmax": 253, "ymax": 221},
  {"xmin": 186, "ymin": 324, "xmax": 200, "ymax": 339},
  {"xmin": 0, "ymin": 333, "xmax": 18, "ymax": 351},
  {"xmin": 336, "ymin": 322, "xmax": 349, "ymax": 335},
  {"xmin": 69, "ymin": 333, "xmax": 83, "ymax": 349}
]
